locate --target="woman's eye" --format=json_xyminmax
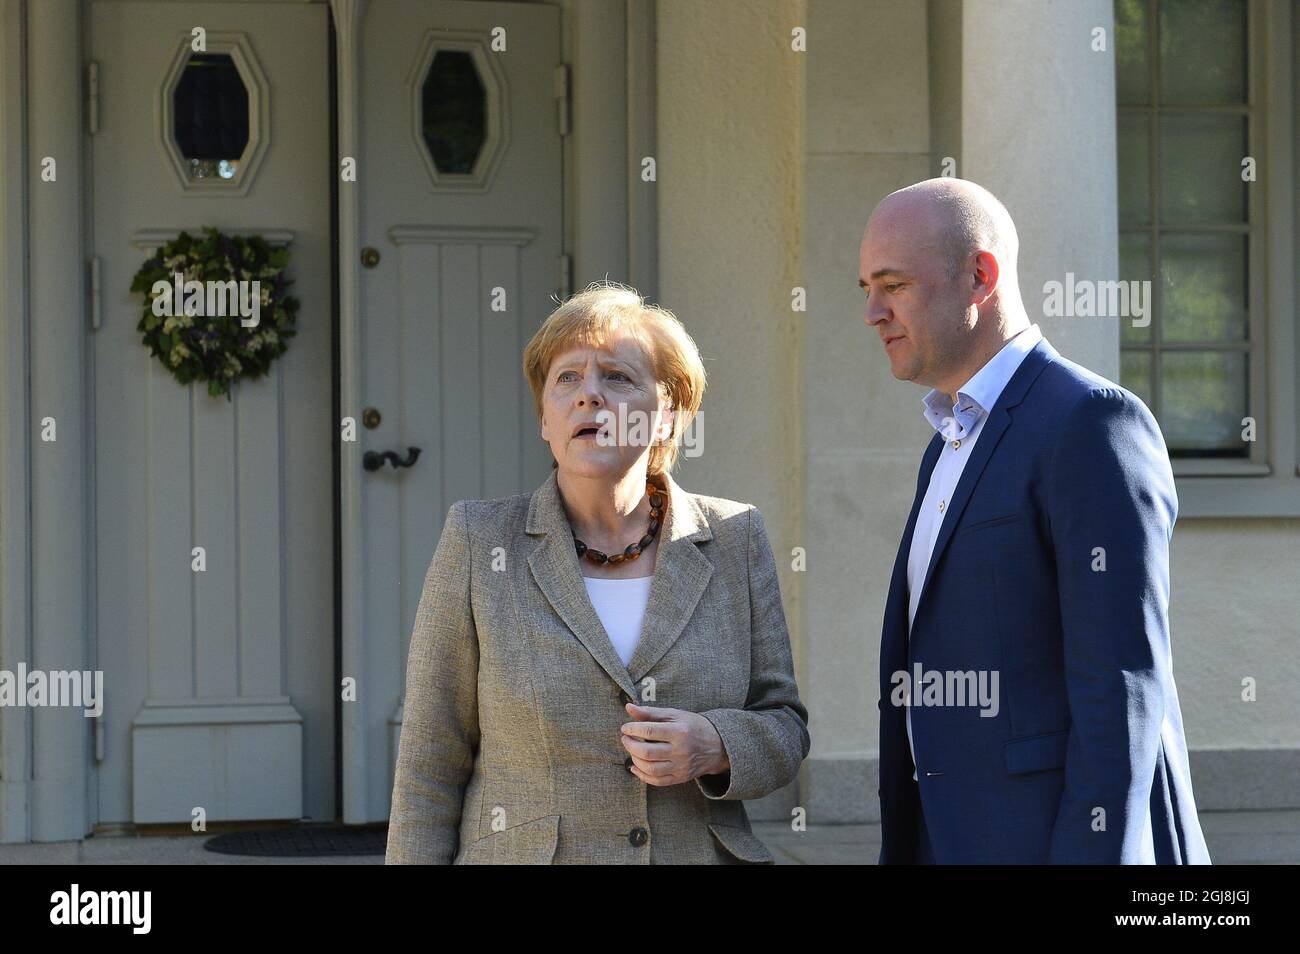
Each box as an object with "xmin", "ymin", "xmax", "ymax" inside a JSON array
[{"xmin": 555, "ymin": 368, "xmax": 631, "ymax": 382}]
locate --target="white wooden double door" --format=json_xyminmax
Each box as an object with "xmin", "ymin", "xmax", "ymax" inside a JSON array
[{"xmin": 89, "ymin": 0, "xmax": 559, "ymax": 827}]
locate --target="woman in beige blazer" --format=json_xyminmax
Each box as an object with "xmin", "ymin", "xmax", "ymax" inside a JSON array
[{"xmin": 386, "ymin": 281, "xmax": 809, "ymax": 864}]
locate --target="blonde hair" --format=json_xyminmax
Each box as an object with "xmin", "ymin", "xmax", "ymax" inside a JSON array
[{"xmin": 523, "ymin": 281, "xmax": 706, "ymax": 476}]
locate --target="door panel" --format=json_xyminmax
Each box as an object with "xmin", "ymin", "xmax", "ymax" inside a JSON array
[
  {"xmin": 357, "ymin": 0, "xmax": 562, "ymax": 819},
  {"xmin": 90, "ymin": 0, "xmax": 332, "ymax": 824}
]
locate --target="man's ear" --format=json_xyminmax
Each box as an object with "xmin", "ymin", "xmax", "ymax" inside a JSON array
[{"xmin": 971, "ymin": 250, "xmax": 1000, "ymax": 306}]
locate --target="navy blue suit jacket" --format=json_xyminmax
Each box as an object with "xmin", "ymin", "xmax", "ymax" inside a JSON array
[{"xmin": 878, "ymin": 338, "xmax": 1211, "ymax": 864}]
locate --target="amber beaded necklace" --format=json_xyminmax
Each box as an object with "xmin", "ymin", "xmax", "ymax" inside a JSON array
[{"xmin": 573, "ymin": 481, "xmax": 666, "ymax": 566}]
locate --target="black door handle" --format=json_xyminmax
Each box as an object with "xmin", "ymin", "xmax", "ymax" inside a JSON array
[{"xmin": 363, "ymin": 446, "xmax": 422, "ymax": 472}]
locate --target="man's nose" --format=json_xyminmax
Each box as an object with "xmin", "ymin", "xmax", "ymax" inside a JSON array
[{"xmin": 864, "ymin": 297, "xmax": 888, "ymax": 326}]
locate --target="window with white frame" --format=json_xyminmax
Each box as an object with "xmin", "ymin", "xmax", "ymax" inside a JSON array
[{"xmin": 1115, "ymin": 0, "xmax": 1264, "ymax": 464}]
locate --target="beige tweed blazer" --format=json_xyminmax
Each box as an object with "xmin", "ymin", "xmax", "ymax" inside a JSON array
[{"xmin": 385, "ymin": 469, "xmax": 809, "ymax": 864}]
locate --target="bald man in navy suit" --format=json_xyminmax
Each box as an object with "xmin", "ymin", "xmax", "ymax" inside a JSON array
[{"xmin": 859, "ymin": 178, "xmax": 1210, "ymax": 864}]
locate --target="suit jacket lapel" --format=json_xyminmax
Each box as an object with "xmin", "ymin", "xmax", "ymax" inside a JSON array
[
  {"xmin": 525, "ymin": 470, "xmax": 714, "ymax": 697},
  {"xmin": 626, "ymin": 471, "xmax": 713, "ymax": 683},
  {"xmin": 885, "ymin": 433, "xmax": 944, "ymax": 652},
  {"xmin": 913, "ymin": 339, "xmax": 1058, "ymax": 625},
  {"xmin": 527, "ymin": 472, "xmax": 638, "ymax": 697}
]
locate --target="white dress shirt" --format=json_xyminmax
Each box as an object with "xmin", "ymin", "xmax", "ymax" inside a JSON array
[
  {"xmin": 583, "ymin": 575, "xmax": 654, "ymax": 667},
  {"xmin": 904, "ymin": 324, "xmax": 1043, "ymax": 779}
]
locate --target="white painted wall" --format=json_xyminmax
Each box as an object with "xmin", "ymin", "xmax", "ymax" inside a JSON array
[
  {"xmin": 655, "ymin": 0, "xmax": 807, "ymax": 816},
  {"xmin": 1170, "ymin": 521, "xmax": 1300, "ymax": 749},
  {"xmin": 801, "ymin": 0, "xmax": 933, "ymax": 821}
]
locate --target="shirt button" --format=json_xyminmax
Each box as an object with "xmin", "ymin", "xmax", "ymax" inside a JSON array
[
  {"xmin": 938, "ymin": 500, "xmax": 946, "ymax": 512},
  {"xmin": 951, "ymin": 439, "xmax": 961, "ymax": 449},
  {"xmin": 629, "ymin": 827, "xmax": 649, "ymax": 847}
]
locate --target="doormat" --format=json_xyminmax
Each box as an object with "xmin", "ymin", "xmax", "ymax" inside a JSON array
[{"xmin": 204, "ymin": 824, "xmax": 388, "ymax": 857}]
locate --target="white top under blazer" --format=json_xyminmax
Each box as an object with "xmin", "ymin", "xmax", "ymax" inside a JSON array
[{"xmin": 583, "ymin": 575, "xmax": 654, "ymax": 667}]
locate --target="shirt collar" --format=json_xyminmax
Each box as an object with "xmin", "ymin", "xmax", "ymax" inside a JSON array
[{"xmin": 921, "ymin": 324, "xmax": 1043, "ymax": 440}]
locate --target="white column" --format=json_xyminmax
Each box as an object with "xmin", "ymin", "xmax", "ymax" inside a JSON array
[
  {"xmin": 0, "ymin": 0, "xmax": 32, "ymax": 844},
  {"xmin": 331, "ymin": 0, "xmax": 370, "ymax": 824},
  {"xmin": 960, "ymin": 0, "xmax": 1120, "ymax": 379},
  {"xmin": 568, "ymin": 0, "xmax": 629, "ymax": 287},
  {"xmin": 26, "ymin": 0, "xmax": 91, "ymax": 841}
]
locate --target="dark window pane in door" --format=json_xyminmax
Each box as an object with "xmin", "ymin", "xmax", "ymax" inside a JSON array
[
  {"xmin": 173, "ymin": 53, "xmax": 249, "ymax": 179},
  {"xmin": 421, "ymin": 51, "xmax": 486, "ymax": 174}
]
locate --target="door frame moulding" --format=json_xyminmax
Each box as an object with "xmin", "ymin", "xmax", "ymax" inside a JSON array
[
  {"xmin": 0, "ymin": 0, "xmax": 34, "ymax": 845},
  {"xmin": 330, "ymin": 0, "xmax": 368, "ymax": 826},
  {"xmin": 0, "ymin": 0, "xmax": 93, "ymax": 844}
]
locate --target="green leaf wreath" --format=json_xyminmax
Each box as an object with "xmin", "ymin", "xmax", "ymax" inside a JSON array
[{"xmin": 130, "ymin": 226, "xmax": 300, "ymax": 400}]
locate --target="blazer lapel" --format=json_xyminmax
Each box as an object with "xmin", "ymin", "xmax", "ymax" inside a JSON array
[
  {"xmin": 625, "ymin": 472, "xmax": 713, "ymax": 684},
  {"xmin": 885, "ymin": 433, "xmax": 944, "ymax": 653},
  {"xmin": 524, "ymin": 470, "xmax": 715, "ymax": 697},
  {"xmin": 914, "ymin": 339, "xmax": 1058, "ymax": 624},
  {"xmin": 526, "ymin": 472, "xmax": 638, "ymax": 698}
]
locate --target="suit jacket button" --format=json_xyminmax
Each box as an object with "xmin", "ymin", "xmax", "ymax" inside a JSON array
[
  {"xmin": 624, "ymin": 756, "xmax": 635, "ymax": 769},
  {"xmin": 629, "ymin": 827, "xmax": 648, "ymax": 847},
  {"xmin": 621, "ymin": 692, "xmax": 633, "ymax": 704}
]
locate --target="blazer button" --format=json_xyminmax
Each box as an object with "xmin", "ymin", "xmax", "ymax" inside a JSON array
[
  {"xmin": 628, "ymin": 827, "xmax": 648, "ymax": 847},
  {"xmin": 624, "ymin": 756, "xmax": 635, "ymax": 769},
  {"xmin": 620, "ymin": 692, "xmax": 633, "ymax": 705}
]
